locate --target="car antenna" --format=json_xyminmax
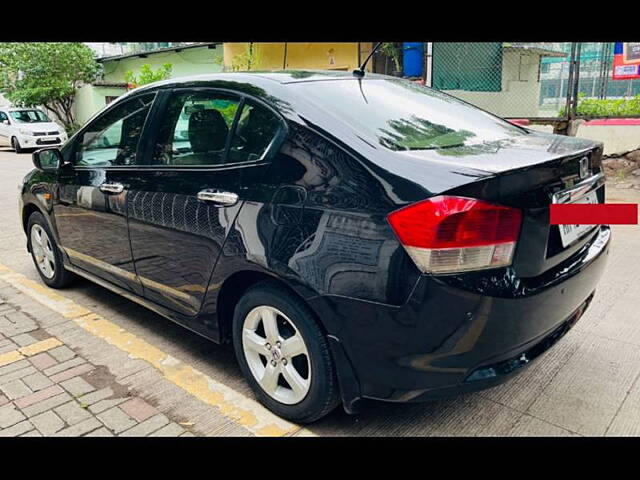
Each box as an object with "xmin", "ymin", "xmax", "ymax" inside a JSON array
[{"xmin": 352, "ymin": 42, "xmax": 383, "ymax": 78}]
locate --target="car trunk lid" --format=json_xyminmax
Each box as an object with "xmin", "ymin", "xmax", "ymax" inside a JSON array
[{"xmin": 401, "ymin": 130, "xmax": 605, "ymax": 278}]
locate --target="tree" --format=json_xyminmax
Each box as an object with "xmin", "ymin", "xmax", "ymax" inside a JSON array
[
  {"xmin": 124, "ymin": 63, "xmax": 172, "ymax": 88},
  {"xmin": 0, "ymin": 43, "xmax": 101, "ymax": 133}
]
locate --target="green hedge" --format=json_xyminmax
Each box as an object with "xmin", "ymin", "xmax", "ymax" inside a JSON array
[{"xmin": 560, "ymin": 93, "xmax": 640, "ymax": 117}]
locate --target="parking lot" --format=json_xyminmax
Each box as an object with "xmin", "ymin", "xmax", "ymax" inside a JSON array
[{"xmin": 1, "ymin": 147, "xmax": 639, "ymax": 437}]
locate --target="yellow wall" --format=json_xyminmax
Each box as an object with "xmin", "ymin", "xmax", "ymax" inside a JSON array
[{"xmin": 223, "ymin": 43, "xmax": 374, "ymax": 72}]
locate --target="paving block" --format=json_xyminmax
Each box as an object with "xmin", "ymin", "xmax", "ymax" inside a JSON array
[
  {"xmin": 0, "ymin": 339, "xmax": 17, "ymax": 355},
  {"xmin": 21, "ymin": 392, "xmax": 72, "ymax": 418},
  {"xmin": 85, "ymin": 427, "xmax": 114, "ymax": 437},
  {"xmin": 120, "ymin": 397, "xmax": 159, "ymax": 422},
  {"xmin": 49, "ymin": 363, "xmax": 94, "ymax": 383},
  {"xmin": 0, "ymin": 365, "xmax": 36, "ymax": 386},
  {"xmin": 88, "ymin": 397, "xmax": 129, "ymax": 414},
  {"xmin": 10, "ymin": 333, "xmax": 37, "ymax": 347},
  {"xmin": 54, "ymin": 401, "xmax": 93, "ymax": 426},
  {"xmin": 0, "ymin": 404, "xmax": 26, "ymax": 428},
  {"xmin": 19, "ymin": 338, "xmax": 62, "ymax": 357},
  {"xmin": 22, "ymin": 372, "xmax": 53, "ymax": 392},
  {"xmin": 60, "ymin": 377, "xmax": 95, "ymax": 397},
  {"xmin": 55, "ymin": 417, "xmax": 102, "ymax": 437},
  {"xmin": 0, "ymin": 394, "xmax": 7, "ymax": 407},
  {"xmin": 14, "ymin": 384, "xmax": 64, "ymax": 409},
  {"xmin": 149, "ymin": 422, "xmax": 185, "ymax": 437},
  {"xmin": 0, "ymin": 312, "xmax": 36, "ymax": 335},
  {"xmin": 31, "ymin": 410, "xmax": 65, "ymax": 436},
  {"xmin": 43, "ymin": 357, "xmax": 85, "ymax": 377},
  {"xmin": 47, "ymin": 345, "xmax": 76, "ymax": 363},
  {"xmin": 97, "ymin": 406, "xmax": 136, "ymax": 434},
  {"xmin": 0, "ymin": 379, "xmax": 32, "ymax": 400},
  {"xmin": 29, "ymin": 352, "xmax": 57, "ymax": 370},
  {"xmin": 120, "ymin": 413, "xmax": 169, "ymax": 437},
  {"xmin": 0, "ymin": 359, "xmax": 30, "ymax": 377},
  {"xmin": 20, "ymin": 429, "xmax": 42, "ymax": 437},
  {"xmin": 78, "ymin": 387, "xmax": 114, "ymax": 406},
  {"xmin": 0, "ymin": 420, "xmax": 33, "ymax": 437},
  {"xmin": 180, "ymin": 431, "xmax": 195, "ymax": 437}
]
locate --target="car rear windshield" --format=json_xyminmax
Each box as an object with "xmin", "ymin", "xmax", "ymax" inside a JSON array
[
  {"xmin": 290, "ymin": 78, "xmax": 527, "ymax": 151},
  {"xmin": 10, "ymin": 110, "xmax": 51, "ymax": 123}
]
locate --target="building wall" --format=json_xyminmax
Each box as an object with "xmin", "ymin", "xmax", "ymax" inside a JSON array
[
  {"xmin": 575, "ymin": 123, "xmax": 640, "ymax": 155},
  {"xmin": 223, "ymin": 43, "xmax": 373, "ymax": 72},
  {"xmin": 72, "ymin": 44, "xmax": 225, "ymax": 128},
  {"xmin": 72, "ymin": 84, "xmax": 128, "ymax": 126},
  {"xmin": 101, "ymin": 44, "xmax": 224, "ymax": 83},
  {"xmin": 442, "ymin": 50, "xmax": 543, "ymax": 118}
]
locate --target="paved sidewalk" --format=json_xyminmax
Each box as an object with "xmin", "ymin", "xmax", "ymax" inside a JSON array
[{"xmin": 0, "ymin": 295, "xmax": 194, "ymax": 437}]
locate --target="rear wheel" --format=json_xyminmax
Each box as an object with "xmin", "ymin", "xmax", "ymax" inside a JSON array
[
  {"xmin": 28, "ymin": 212, "xmax": 74, "ymax": 288},
  {"xmin": 232, "ymin": 281, "xmax": 340, "ymax": 423},
  {"xmin": 11, "ymin": 137, "xmax": 24, "ymax": 154}
]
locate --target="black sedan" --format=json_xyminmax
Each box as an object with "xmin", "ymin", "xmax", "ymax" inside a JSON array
[{"xmin": 19, "ymin": 71, "xmax": 609, "ymax": 423}]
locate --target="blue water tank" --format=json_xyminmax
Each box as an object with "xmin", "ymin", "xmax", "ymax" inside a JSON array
[{"xmin": 403, "ymin": 42, "xmax": 424, "ymax": 77}]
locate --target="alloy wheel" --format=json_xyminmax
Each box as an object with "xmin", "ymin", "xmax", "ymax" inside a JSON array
[
  {"xmin": 31, "ymin": 224, "xmax": 56, "ymax": 279},
  {"xmin": 241, "ymin": 305, "xmax": 311, "ymax": 404}
]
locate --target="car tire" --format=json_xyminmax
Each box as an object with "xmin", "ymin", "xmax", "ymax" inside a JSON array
[
  {"xmin": 11, "ymin": 137, "xmax": 24, "ymax": 154},
  {"xmin": 232, "ymin": 280, "xmax": 340, "ymax": 423},
  {"xmin": 27, "ymin": 211, "xmax": 74, "ymax": 288}
]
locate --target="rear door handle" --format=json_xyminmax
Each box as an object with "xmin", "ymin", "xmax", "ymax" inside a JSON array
[
  {"xmin": 99, "ymin": 182, "xmax": 124, "ymax": 194},
  {"xmin": 197, "ymin": 189, "xmax": 239, "ymax": 206}
]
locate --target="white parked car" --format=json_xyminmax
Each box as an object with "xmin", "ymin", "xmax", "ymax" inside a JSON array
[{"xmin": 0, "ymin": 107, "xmax": 68, "ymax": 153}]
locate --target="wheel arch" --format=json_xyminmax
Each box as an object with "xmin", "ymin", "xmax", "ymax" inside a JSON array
[
  {"xmin": 215, "ymin": 269, "xmax": 326, "ymax": 344},
  {"xmin": 22, "ymin": 202, "xmax": 44, "ymax": 234}
]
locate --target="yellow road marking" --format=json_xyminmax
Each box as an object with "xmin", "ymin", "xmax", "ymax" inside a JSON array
[{"xmin": 0, "ymin": 263, "xmax": 313, "ymax": 437}]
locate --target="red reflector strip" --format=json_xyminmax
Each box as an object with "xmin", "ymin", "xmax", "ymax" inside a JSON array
[{"xmin": 550, "ymin": 203, "xmax": 638, "ymax": 225}]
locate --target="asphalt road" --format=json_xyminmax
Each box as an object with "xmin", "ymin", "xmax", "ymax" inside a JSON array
[{"xmin": 2, "ymin": 147, "xmax": 640, "ymax": 436}]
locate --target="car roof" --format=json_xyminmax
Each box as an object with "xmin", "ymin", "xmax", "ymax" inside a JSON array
[{"xmin": 134, "ymin": 70, "xmax": 392, "ymax": 91}]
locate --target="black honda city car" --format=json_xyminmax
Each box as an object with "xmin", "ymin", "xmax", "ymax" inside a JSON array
[{"xmin": 19, "ymin": 71, "xmax": 609, "ymax": 423}]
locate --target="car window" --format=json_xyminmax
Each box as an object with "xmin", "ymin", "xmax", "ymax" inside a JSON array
[
  {"xmin": 227, "ymin": 101, "xmax": 282, "ymax": 164},
  {"xmin": 290, "ymin": 78, "xmax": 526, "ymax": 151},
  {"xmin": 75, "ymin": 93, "xmax": 155, "ymax": 167},
  {"xmin": 0, "ymin": 112, "xmax": 8, "ymax": 122},
  {"xmin": 9, "ymin": 110, "xmax": 51, "ymax": 123},
  {"xmin": 152, "ymin": 91, "xmax": 241, "ymax": 166}
]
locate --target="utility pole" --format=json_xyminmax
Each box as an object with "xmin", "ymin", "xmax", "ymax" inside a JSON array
[{"xmin": 424, "ymin": 42, "xmax": 433, "ymax": 87}]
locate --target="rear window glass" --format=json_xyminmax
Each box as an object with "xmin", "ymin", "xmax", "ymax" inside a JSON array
[{"xmin": 290, "ymin": 78, "xmax": 526, "ymax": 151}]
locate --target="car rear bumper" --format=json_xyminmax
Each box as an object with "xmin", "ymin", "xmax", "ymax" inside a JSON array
[{"xmin": 311, "ymin": 225, "xmax": 610, "ymax": 403}]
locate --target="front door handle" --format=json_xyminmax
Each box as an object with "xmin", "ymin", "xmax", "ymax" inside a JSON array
[
  {"xmin": 99, "ymin": 182, "xmax": 124, "ymax": 194},
  {"xmin": 197, "ymin": 189, "xmax": 239, "ymax": 206}
]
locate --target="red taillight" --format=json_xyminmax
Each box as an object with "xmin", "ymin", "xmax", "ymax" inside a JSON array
[{"xmin": 387, "ymin": 196, "xmax": 522, "ymax": 273}]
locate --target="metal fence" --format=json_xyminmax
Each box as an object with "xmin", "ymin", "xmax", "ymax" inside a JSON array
[{"xmin": 422, "ymin": 42, "xmax": 640, "ymax": 121}]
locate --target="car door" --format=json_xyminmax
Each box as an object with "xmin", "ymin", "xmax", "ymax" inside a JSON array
[
  {"xmin": 0, "ymin": 111, "xmax": 10, "ymax": 146},
  {"xmin": 54, "ymin": 92, "xmax": 157, "ymax": 295},
  {"xmin": 126, "ymin": 88, "xmax": 284, "ymax": 317}
]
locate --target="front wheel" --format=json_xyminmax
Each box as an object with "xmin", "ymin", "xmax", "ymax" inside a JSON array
[
  {"xmin": 232, "ymin": 281, "xmax": 340, "ymax": 423},
  {"xmin": 11, "ymin": 137, "xmax": 24, "ymax": 154},
  {"xmin": 27, "ymin": 212, "xmax": 74, "ymax": 288}
]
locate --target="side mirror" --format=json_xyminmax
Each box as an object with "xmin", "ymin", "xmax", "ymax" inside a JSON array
[
  {"xmin": 1, "ymin": 119, "xmax": 8, "ymax": 125},
  {"xmin": 33, "ymin": 148, "xmax": 63, "ymax": 171}
]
